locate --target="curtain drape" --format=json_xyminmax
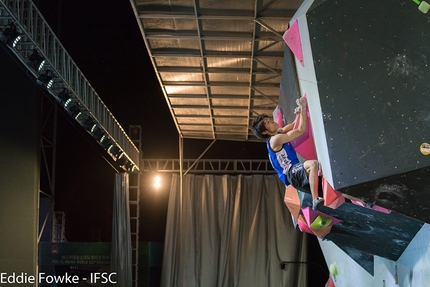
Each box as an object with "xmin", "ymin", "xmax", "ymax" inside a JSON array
[
  {"xmin": 161, "ymin": 173, "xmax": 307, "ymax": 287},
  {"xmin": 111, "ymin": 172, "xmax": 132, "ymax": 287}
]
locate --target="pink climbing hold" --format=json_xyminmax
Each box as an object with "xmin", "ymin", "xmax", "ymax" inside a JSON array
[
  {"xmin": 273, "ymin": 105, "xmax": 285, "ymax": 127},
  {"xmin": 283, "ymin": 20, "xmax": 305, "ymax": 67},
  {"xmin": 321, "ymin": 176, "xmax": 345, "ymax": 209},
  {"xmin": 297, "ymin": 214, "xmax": 314, "ymax": 234},
  {"xmin": 290, "ymin": 94, "xmax": 317, "ymax": 160}
]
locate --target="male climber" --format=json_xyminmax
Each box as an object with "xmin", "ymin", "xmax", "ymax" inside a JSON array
[{"xmin": 252, "ymin": 97, "xmax": 324, "ymax": 210}]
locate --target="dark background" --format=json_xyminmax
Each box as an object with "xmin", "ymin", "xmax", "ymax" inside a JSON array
[
  {"xmin": 34, "ymin": 0, "xmax": 328, "ymax": 285},
  {"xmin": 36, "ymin": 0, "xmax": 268, "ymax": 243}
]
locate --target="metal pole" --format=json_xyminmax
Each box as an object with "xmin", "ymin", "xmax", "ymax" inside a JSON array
[{"xmin": 183, "ymin": 139, "xmax": 216, "ymax": 175}]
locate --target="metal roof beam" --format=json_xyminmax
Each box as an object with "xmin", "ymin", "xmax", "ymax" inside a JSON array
[
  {"xmin": 213, "ymin": 131, "xmax": 248, "ymax": 135},
  {"xmin": 179, "ymin": 123, "xmax": 212, "ymax": 126},
  {"xmin": 180, "ymin": 123, "xmax": 247, "ymax": 127},
  {"xmin": 144, "ymin": 30, "xmax": 285, "ymax": 41},
  {"xmin": 163, "ymin": 81, "xmax": 279, "ymax": 87},
  {"xmin": 167, "ymin": 93, "xmax": 208, "ymax": 98},
  {"xmin": 254, "ymin": 58, "xmax": 282, "ymax": 75},
  {"xmin": 246, "ymin": 0, "xmax": 261, "ymax": 141},
  {"xmin": 172, "ymin": 105, "xmax": 249, "ymax": 109},
  {"xmin": 151, "ymin": 50, "xmax": 284, "ymax": 58},
  {"xmin": 255, "ymin": 18, "xmax": 284, "ymax": 39},
  {"xmin": 139, "ymin": 13, "xmax": 254, "ymax": 20},
  {"xmin": 176, "ymin": 115, "xmax": 247, "ymax": 119},
  {"xmin": 183, "ymin": 139, "xmax": 217, "ymax": 176},
  {"xmin": 169, "ymin": 94, "xmax": 278, "ymax": 99},
  {"xmin": 255, "ymin": 73, "xmax": 281, "ymax": 83},
  {"xmin": 138, "ymin": 8, "xmax": 295, "ymax": 20},
  {"xmin": 158, "ymin": 66, "xmax": 282, "ymax": 74},
  {"xmin": 251, "ymin": 87, "xmax": 281, "ymax": 105},
  {"xmin": 192, "ymin": 0, "xmax": 215, "ymax": 138}
]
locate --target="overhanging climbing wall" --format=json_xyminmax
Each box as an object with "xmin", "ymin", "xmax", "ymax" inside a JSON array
[{"xmin": 279, "ymin": 0, "xmax": 430, "ymax": 222}]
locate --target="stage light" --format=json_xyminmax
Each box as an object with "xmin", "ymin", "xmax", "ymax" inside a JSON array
[
  {"xmin": 56, "ymin": 89, "xmax": 73, "ymax": 108},
  {"xmin": 28, "ymin": 49, "xmax": 45, "ymax": 72},
  {"xmin": 100, "ymin": 137, "xmax": 113, "ymax": 149},
  {"xmin": 56, "ymin": 89, "xmax": 84, "ymax": 121},
  {"xmin": 67, "ymin": 104, "xmax": 82, "ymax": 120},
  {"xmin": 82, "ymin": 117, "xmax": 97, "ymax": 132},
  {"xmin": 90, "ymin": 124, "xmax": 98, "ymax": 133},
  {"xmin": 116, "ymin": 154, "xmax": 127, "ymax": 167},
  {"xmin": 108, "ymin": 144, "xmax": 121, "ymax": 158},
  {"xmin": 36, "ymin": 70, "xmax": 54, "ymax": 90},
  {"xmin": 0, "ymin": 22, "xmax": 21, "ymax": 48},
  {"xmin": 125, "ymin": 161, "xmax": 136, "ymax": 172},
  {"xmin": 153, "ymin": 175, "xmax": 161, "ymax": 189},
  {"xmin": 107, "ymin": 144, "xmax": 115, "ymax": 153},
  {"xmin": 114, "ymin": 149, "xmax": 124, "ymax": 161},
  {"xmin": 91, "ymin": 126, "xmax": 105, "ymax": 142},
  {"xmin": 99, "ymin": 134, "xmax": 107, "ymax": 143}
]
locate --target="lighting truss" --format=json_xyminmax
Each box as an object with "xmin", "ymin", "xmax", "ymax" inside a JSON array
[
  {"xmin": 0, "ymin": 0, "xmax": 139, "ymax": 171},
  {"xmin": 141, "ymin": 158, "xmax": 276, "ymax": 174}
]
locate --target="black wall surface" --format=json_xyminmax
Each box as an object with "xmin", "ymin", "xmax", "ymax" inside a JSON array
[
  {"xmin": 297, "ymin": 0, "xmax": 430, "ymax": 222},
  {"xmin": 278, "ymin": 48, "xmax": 301, "ymax": 124}
]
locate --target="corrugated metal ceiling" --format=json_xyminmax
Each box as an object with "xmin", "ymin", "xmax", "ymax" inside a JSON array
[{"xmin": 129, "ymin": 0, "xmax": 302, "ymax": 141}]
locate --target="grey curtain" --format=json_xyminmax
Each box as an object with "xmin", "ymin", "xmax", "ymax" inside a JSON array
[
  {"xmin": 111, "ymin": 172, "xmax": 132, "ymax": 287},
  {"xmin": 161, "ymin": 174, "xmax": 307, "ymax": 287}
]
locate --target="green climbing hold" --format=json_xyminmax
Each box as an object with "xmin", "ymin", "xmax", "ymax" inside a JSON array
[
  {"xmin": 329, "ymin": 263, "xmax": 338, "ymax": 276},
  {"xmin": 310, "ymin": 214, "xmax": 332, "ymax": 230}
]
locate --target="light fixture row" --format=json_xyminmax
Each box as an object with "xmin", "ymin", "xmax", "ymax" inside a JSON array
[
  {"xmin": 1, "ymin": 21, "xmax": 137, "ymax": 172},
  {"xmin": 54, "ymin": 88, "xmax": 136, "ymax": 172}
]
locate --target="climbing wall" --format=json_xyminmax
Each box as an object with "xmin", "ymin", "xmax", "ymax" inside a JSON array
[{"xmin": 280, "ymin": 0, "xmax": 430, "ymax": 223}]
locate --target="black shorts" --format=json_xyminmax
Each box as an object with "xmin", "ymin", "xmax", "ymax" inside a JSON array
[
  {"xmin": 286, "ymin": 162, "xmax": 323, "ymax": 196},
  {"xmin": 286, "ymin": 163, "xmax": 309, "ymax": 191}
]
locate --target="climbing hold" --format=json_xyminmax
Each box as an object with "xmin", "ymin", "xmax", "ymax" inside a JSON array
[
  {"xmin": 329, "ymin": 262, "xmax": 338, "ymax": 276},
  {"xmin": 421, "ymin": 142, "xmax": 430, "ymax": 155},
  {"xmin": 283, "ymin": 20, "xmax": 305, "ymax": 66},
  {"xmin": 310, "ymin": 214, "xmax": 332, "ymax": 230},
  {"xmin": 418, "ymin": 1, "xmax": 430, "ymax": 13}
]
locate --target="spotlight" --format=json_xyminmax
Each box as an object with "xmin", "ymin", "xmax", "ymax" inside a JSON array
[
  {"xmin": 36, "ymin": 70, "xmax": 54, "ymax": 90},
  {"xmin": 108, "ymin": 145, "xmax": 124, "ymax": 161},
  {"xmin": 116, "ymin": 154, "xmax": 127, "ymax": 167},
  {"xmin": 115, "ymin": 149, "xmax": 126, "ymax": 162},
  {"xmin": 91, "ymin": 126, "xmax": 105, "ymax": 142},
  {"xmin": 56, "ymin": 89, "xmax": 73, "ymax": 108},
  {"xmin": 28, "ymin": 49, "xmax": 45, "ymax": 72},
  {"xmin": 0, "ymin": 22, "xmax": 21, "ymax": 48},
  {"xmin": 153, "ymin": 175, "xmax": 161, "ymax": 189},
  {"xmin": 82, "ymin": 117, "xmax": 97, "ymax": 132},
  {"xmin": 107, "ymin": 144, "xmax": 124, "ymax": 161},
  {"xmin": 124, "ymin": 161, "xmax": 136, "ymax": 172},
  {"xmin": 67, "ymin": 103, "xmax": 82, "ymax": 120},
  {"xmin": 100, "ymin": 137, "xmax": 113, "ymax": 149}
]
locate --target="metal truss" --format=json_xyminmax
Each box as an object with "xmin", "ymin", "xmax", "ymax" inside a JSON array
[
  {"xmin": 141, "ymin": 159, "xmax": 276, "ymax": 174},
  {"xmin": 0, "ymin": 0, "xmax": 139, "ymax": 171}
]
